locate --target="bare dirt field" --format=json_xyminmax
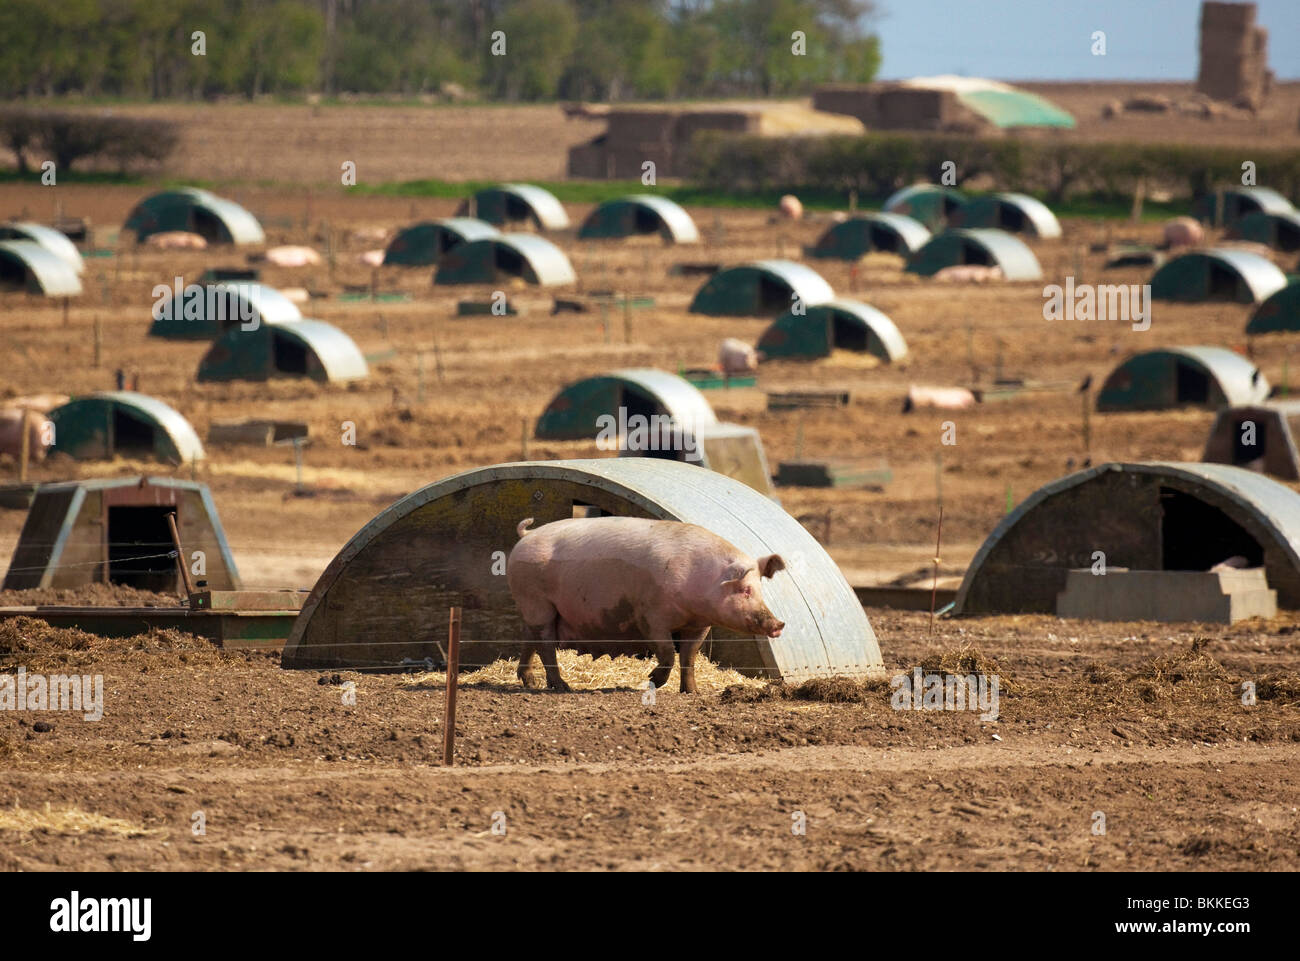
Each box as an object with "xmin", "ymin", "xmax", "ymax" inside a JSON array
[{"xmin": 1, "ymin": 155, "xmax": 1299, "ymax": 870}]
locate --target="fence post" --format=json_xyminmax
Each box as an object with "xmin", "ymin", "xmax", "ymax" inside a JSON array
[{"xmin": 443, "ymin": 606, "xmax": 462, "ymax": 766}]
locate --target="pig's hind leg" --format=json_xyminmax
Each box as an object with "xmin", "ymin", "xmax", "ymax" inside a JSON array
[
  {"xmin": 677, "ymin": 626, "xmax": 712, "ymax": 694},
  {"xmin": 516, "ymin": 597, "xmax": 568, "ymax": 691}
]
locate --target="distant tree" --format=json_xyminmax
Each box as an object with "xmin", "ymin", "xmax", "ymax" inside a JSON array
[{"xmin": 487, "ymin": 0, "xmax": 578, "ymax": 101}]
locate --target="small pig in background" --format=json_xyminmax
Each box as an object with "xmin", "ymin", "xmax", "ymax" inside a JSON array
[
  {"xmin": 507, "ymin": 516, "xmax": 786, "ymax": 693},
  {"xmin": 718, "ymin": 337, "xmax": 762, "ymax": 376}
]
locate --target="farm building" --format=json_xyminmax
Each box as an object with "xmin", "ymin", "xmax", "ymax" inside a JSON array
[
  {"xmin": 1191, "ymin": 186, "xmax": 1294, "ymax": 226},
  {"xmin": 814, "ymin": 76, "xmax": 1075, "ymax": 133},
  {"xmin": 689, "ymin": 260, "xmax": 834, "ymax": 316},
  {"xmin": 281, "ymin": 458, "xmax": 882, "ymax": 681},
  {"xmin": 806, "ymin": 213, "xmax": 931, "ymax": 260},
  {"xmin": 434, "ymin": 234, "xmax": 576, "ymax": 287},
  {"xmin": 577, "ymin": 196, "xmax": 699, "ymax": 244},
  {"xmin": 1229, "ymin": 210, "xmax": 1300, "ymax": 251},
  {"xmin": 1149, "ymin": 248, "xmax": 1287, "ymax": 304},
  {"xmin": 149, "ymin": 282, "xmax": 302, "ymax": 339},
  {"xmin": 197, "ymin": 319, "xmax": 368, "ymax": 384},
  {"xmin": 1203, "ymin": 402, "xmax": 1300, "ymax": 481},
  {"xmin": 0, "ymin": 222, "xmax": 83, "ymax": 273},
  {"xmin": 567, "ymin": 103, "xmax": 862, "ymax": 179},
  {"xmin": 955, "ymin": 462, "xmax": 1300, "ymax": 613},
  {"xmin": 124, "ymin": 188, "xmax": 265, "ymax": 245},
  {"xmin": 905, "ymin": 228, "xmax": 1043, "ymax": 281},
  {"xmin": 756, "ymin": 299, "xmax": 908, "ymax": 363},
  {"xmin": 2, "ymin": 476, "xmax": 239, "ymax": 592},
  {"xmin": 49, "ymin": 392, "xmax": 205, "ymax": 465},
  {"xmin": 0, "ymin": 240, "xmax": 82, "ymax": 296},
  {"xmin": 535, "ymin": 368, "xmax": 716, "ymax": 441},
  {"xmin": 382, "ymin": 218, "xmax": 501, "ymax": 267},
  {"xmin": 456, "ymin": 184, "xmax": 569, "ymax": 231},
  {"xmin": 950, "ymin": 192, "xmax": 1062, "ymax": 239},
  {"xmin": 1096, "ymin": 346, "xmax": 1269, "ymax": 412},
  {"xmin": 1247, "ymin": 281, "xmax": 1300, "ymax": 334},
  {"xmin": 882, "ymin": 184, "xmax": 966, "ymax": 232}
]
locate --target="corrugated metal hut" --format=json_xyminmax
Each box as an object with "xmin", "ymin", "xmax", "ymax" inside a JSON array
[
  {"xmin": 882, "ymin": 184, "xmax": 966, "ymax": 231},
  {"xmin": 456, "ymin": 184, "xmax": 570, "ymax": 231},
  {"xmin": 951, "ymin": 192, "xmax": 1062, "ymax": 239},
  {"xmin": 617, "ymin": 422, "xmax": 776, "ymax": 499},
  {"xmin": 49, "ymin": 392, "xmax": 205, "ymax": 464},
  {"xmin": 382, "ymin": 218, "xmax": 501, "ymax": 267},
  {"xmin": 2, "ymin": 476, "xmax": 239, "ymax": 592},
  {"xmin": 806, "ymin": 212, "xmax": 931, "ymax": 260},
  {"xmin": 1191, "ymin": 187, "xmax": 1295, "ymax": 226},
  {"xmin": 197, "ymin": 319, "xmax": 368, "ymax": 384},
  {"xmin": 280, "ymin": 459, "xmax": 882, "ymax": 681},
  {"xmin": 577, "ymin": 195, "xmax": 699, "ymax": 243},
  {"xmin": 956, "ymin": 462, "xmax": 1300, "ymax": 612},
  {"xmin": 905, "ymin": 228, "xmax": 1043, "ymax": 280},
  {"xmin": 434, "ymin": 234, "xmax": 576, "ymax": 287},
  {"xmin": 1203, "ymin": 402, "xmax": 1300, "ymax": 481},
  {"xmin": 124, "ymin": 188, "xmax": 265, "ymax": 245},
  {"xmin": 1097, "ymin": 346, "xmax": 1268, "ymax": 411},
  {"xmin": 0, "ymin": 222, "xmax": 83, "ymax": 273},
  {"xmin": 1229, "ymin": 210, "xmax": 1300, "ymax": 252},
  {"xmin": 689, "ymin": 259, "xmax": 834, "ymax": 316},
  {"xmin": 1150, "ymin": 248, "xmax": 1287, "ymax": 304},
  {"xmin": 1247, "ymin": 281, "xmax": 1300, "ymax": 334},
  {"xmin": 0, "ymin": 240, "xmax": 82, "ymax": 296},
  {"xmin": 149, "ymin": 283, "xmax": 302, "ymax": 339},
  {"xmin": 535, "ymin": 368, "xmax": 717, "ymax": 440},
  {"xmin": 757, "ymin": 299, "xmax": 908, "ymax": 363}
]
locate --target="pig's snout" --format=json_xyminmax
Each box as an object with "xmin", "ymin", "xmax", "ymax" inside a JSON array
[{"xmin": 768, "ymin": 621, "xmax": 785, "ymax": 638}]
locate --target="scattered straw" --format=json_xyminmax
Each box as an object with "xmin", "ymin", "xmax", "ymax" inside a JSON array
[
  {"xmin": 0, "ymin": 802, "xmax": 156, "ymax": 837},
  {"xmin": 404, "ymin": 649, "xmax": 767, "ymax": 695},
  {"xmin": 919, "ymin": 646, "xmax": 1018, "ymax": 694}
]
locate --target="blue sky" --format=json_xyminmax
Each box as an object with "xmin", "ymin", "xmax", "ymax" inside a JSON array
[{"xmin": 872, "ymin": 0, "xmax": 1299, "ymax": 81}]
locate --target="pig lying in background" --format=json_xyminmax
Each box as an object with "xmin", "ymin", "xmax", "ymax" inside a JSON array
[
  {"xmin": 0, "ymin": 408, "xmax": 52, "ymax": 460},
  {"xmin": 718, "ymin": 337, "xmax": 761, "ymax": 375},
  {"xmin": 507, "ymin": 516, "xmax": 786, "ymax": 693}
]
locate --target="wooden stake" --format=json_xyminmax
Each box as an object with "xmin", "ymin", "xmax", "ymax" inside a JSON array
[
  {"xmin": 929, "ymin": 506, "xmax": 944, "ymax": 635},
  {"xmin": 18, "ymin": 408, "xmax": 30, "ymax": 484},
  {"xmin": 443, "ymin": 606, "xmax": 462, "ymax": 766},
  {"xmin": 93, "ymin": 315, "xmax": 102, "ymax": 368},
  {"xmin": 934, "ymin": 450, "xmax": 943, "ymax": 511},
  {"xmin": 521, "ymin": 418, "xmax": 529, "ymax": 461},
  {"xmin": 166, "ymin": 511, "xmax": 195, "ymax": 598},
  {"xmin": 417, "ymin": 351, "xmax": 426, "ymax": 403},
  {"xmin": 623, "ymin": 295, "xmax": 632, "ymax": 344},
  {"xmin": 1082, "ymin": 384, "xmax": 1092, "ymax": 455}
]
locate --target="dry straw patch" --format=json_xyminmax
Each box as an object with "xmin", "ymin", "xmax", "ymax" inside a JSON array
[
  {"xmin": 406, "ymin": 650, "xmax": 766, "ymax": 695},
  {"xmin": 0, "ymin": 802, "xmax": 156, "ymax": 837}
]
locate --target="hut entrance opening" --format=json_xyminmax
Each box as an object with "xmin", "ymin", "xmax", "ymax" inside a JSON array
[
  {"xmin": 113, "ymin": 409, "xmax": 156, "ymax": 456},
  {"xmin": 1175, "ymin": 361, "xmax": 1210, "ymax": 404},
  {"xmin": 1159, "ymin": 489, "xmax": 1263, "ymax": 571},
  {"xmin": 190, "ymin": 207, "xmax": 225, "ymax": 243},
  {"xmin": 273, "ymin": 332, "xmax": 309, "ymax": 374},
  {"xmin": 620, "ymin": 386, "xmax": 677, "ymax": 460},
  {"xmin": 107, "ymin": 506, "xmax": 177, "ymax": 591},
  {"xmin": 632, "ymin": 206, "xmax": 659, "ymax": 236},
  {"xmin": 495, "ymin": 244, "xmax": 526, "ymax": 277},
  {"xmin": 963, "ymin": 241, "xmax": 994, "ymax": 267},
  {"xmin": 870, "ymin": 224, "xmax": 900, "ymax": 252},
  {"xmin": 0, "ymin": 255, "xmax": 26, "ymax": 289},
  {"xmin": 1207, "ymin": 262, "xmax": 1240, "ymax": 300},
  {"xmin": 832, "ymin": 313, "xmax": 868, "ymax": 352},
  {"xmin": 758, "ymin": 275, "xmax": 793, "ymax": 313},
  {"xmin": 1232, "ymin": 421, "xmax": 1267, "ymax": 467}
]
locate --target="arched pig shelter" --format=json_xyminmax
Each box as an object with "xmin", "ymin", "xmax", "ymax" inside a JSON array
[
  {"xmin": 955, "ymin": 461, "xmax": 1300, "ymax": 613},
  {"xmin": 281, "ymin": 459, "xmax": 884, "ymax": 682}
]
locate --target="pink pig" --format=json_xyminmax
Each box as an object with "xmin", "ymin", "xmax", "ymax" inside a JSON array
[{"xmin": 507, "ymin": 516, "xmax": 786, "ymax": 693}]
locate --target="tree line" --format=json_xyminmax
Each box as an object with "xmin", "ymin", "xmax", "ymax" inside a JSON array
[{"xmin": 0, "ymin": 0, "xmax": 880, "ymax": 101}]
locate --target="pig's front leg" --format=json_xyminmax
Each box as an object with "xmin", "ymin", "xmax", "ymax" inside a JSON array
[{"xmin": 677, "ymin": 627, "xmax": 711, "ymax": 694}]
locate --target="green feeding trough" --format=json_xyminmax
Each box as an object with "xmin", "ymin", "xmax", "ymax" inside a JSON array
[
  {"xmin": 124, "ymin": 188, "xmax": 264, "ymax": 245},
  {"xmin": 689, "ymin": 259, "xmax": 834, "ymax": 316},
  {"xmin": 882, "ymin": 184, "xmax": 966, "ymax": 232},
  {"xmin": 383, "ymin": 218, "xmax": 501, "ymax": 266},
  {"xmin": 806, "ymin": 212, "xmax": 930, "ymax": 260},
  {"xmin": 577, "ymin": 195, "xmax": 699, "ymax": 243},
  {"xmin": 1150, "ymin": 248, "xmax": 1287, "ymax": 305},
  {"xmin": 757, "ymin": 299, "xmax": 908, "ymax": 364}
]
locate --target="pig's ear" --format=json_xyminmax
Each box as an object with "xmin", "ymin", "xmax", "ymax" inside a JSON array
[
  {"xmin": 720, "ymin": 578, "xmax": 746, "ymax": 594},
  {"xmin": 757, "ymin": 554, "xmax": 786, "ymax": 578}
]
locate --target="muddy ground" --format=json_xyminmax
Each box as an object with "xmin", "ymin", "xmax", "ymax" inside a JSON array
[{"xmin": 1, "ymin": 100, "xmax": 1299, "ymax": 869}]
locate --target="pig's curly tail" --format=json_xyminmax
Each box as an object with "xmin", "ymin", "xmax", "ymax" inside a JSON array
[{"xmin": 516, "ymin": 518, "xmax": 535, "ymax": 539}]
